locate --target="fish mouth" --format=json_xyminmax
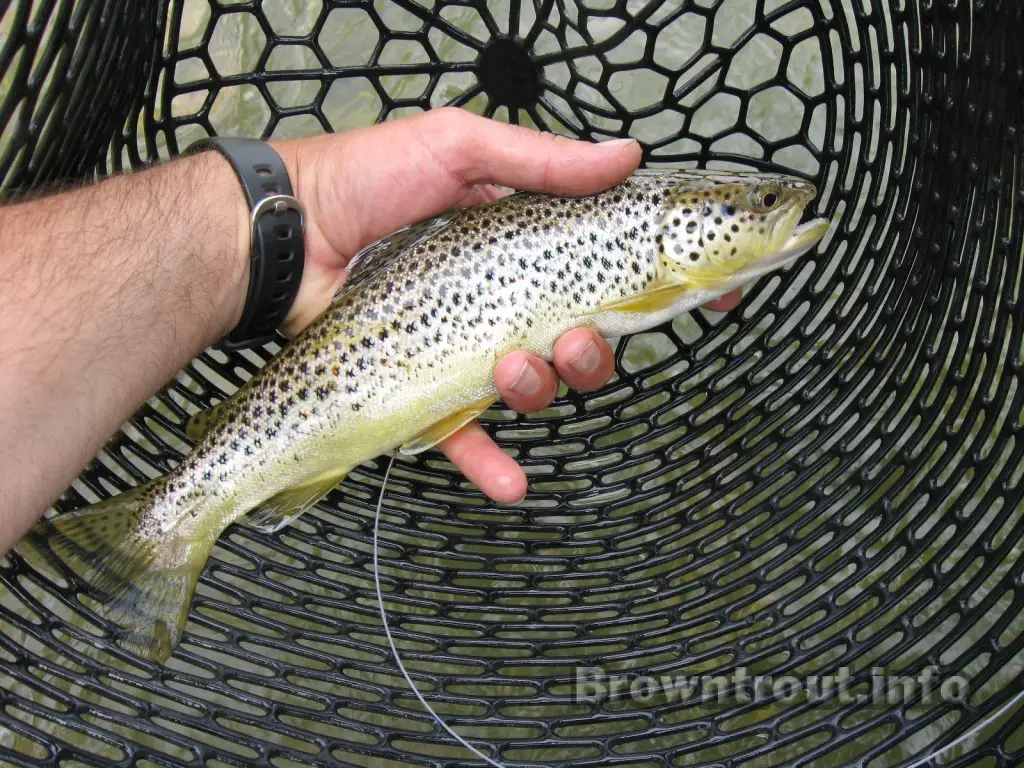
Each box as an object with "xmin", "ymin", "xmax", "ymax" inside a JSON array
[
  {"xmin": 784, "ymin": 217, "xmax": 830, "ymax": 252},
  {"xmin": 760, "ymin": 216, "xmax": 829, "ymax": 268},
  {"xmin": 732, "ymin": 216, "xmax": 830, "ymax": 284}
]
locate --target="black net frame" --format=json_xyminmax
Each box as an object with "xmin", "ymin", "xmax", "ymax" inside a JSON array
[{"xmin": 1, "ymin": 0, "xmax": 1024, "ymax": 766}]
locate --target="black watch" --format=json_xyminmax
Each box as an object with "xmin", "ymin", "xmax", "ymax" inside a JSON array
[{"xmin": 186, "ymin": 137, "xmax": 305, "ymax": 348}]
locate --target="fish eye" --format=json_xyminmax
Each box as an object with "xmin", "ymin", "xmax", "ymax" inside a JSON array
[{"xmin": 749, "ymin": 186, "xmax": 782, "ymax": 212}]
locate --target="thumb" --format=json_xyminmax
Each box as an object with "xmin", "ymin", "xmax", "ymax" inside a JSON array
[{"xmin": 412, "ymin": 108, "xmax": 643, "ymax": 196}]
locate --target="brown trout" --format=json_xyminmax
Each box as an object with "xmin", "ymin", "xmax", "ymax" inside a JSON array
[{"xmin": 22, "ymin": 169, "xmax": 830, "ymax": 661}]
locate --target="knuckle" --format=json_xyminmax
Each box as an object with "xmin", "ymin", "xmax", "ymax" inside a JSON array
[{"xmin": 429, "ymin": 106, "xmax": 472, "ymax": 135}]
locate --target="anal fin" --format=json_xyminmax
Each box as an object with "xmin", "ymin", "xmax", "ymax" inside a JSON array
[
  {"xmin": 246, "ymin": 472, "xmax": 346, "ymax": 533},
  {"xmin": 400, "ymin": 396, "xmax": 498, "ymax": 456}
]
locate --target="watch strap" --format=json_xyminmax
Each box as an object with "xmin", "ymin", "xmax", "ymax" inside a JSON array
[{"xmin": 187, "ymin": 137, "xmax": 305, "ymax": 348}]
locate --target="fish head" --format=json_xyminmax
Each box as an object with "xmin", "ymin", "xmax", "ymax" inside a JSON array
[{"xmin": 655, "ymin": 171, "xmax": 830, "ymax": 288}]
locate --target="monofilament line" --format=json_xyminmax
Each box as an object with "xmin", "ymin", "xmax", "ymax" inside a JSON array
[
  {"xmin": 904, "ymin": 686, "xmax": 1024, "ymax": 768},
  {"xmin": 372, "ymin": 452, "xmax": 506, "ymax": 768},
  {"xmin": 372, "ymin": 452, "xmax": 1024, "ymax": 768}
]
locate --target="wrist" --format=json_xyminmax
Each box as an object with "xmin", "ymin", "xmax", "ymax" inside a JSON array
[
  {"xmin": 193, "ymin": 138, "xmax": 310, "ymax": 346},
  {"xmin": 189, "ymin": 150, "xmax": 251, "ymax": 341},
  {"xmin": 268, "ymin": 137, "xmax": 342, "ymax": 336}
]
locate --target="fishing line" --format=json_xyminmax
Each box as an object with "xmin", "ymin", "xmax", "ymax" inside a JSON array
[
  {"xmin": 372, "ymin": 451, "xmax": 506, "ymax": 768},
  {"xmin": 904, "ymin": 686, "xmax": 1024, "ymax": 768},
  {"xmin": 374, "ymin": 453, "xmax": 1024, "ymax": 768}
]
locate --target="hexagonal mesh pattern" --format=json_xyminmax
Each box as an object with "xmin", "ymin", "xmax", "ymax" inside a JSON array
[
  {"xmin": 2, "ymin": 1, "xmax": 1024, "ymax": 767},
  {"xmin": 0, "ymin": 0, "xmax": 161, "ymax": 193}
]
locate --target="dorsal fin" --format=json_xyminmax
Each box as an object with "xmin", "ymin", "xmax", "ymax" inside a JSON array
[
  {"xmin": 186, "ymin": 401, "xmax": 228, "ymax": 441},
  {"xmin": 336, "ymin": 212, "xmax": 459, "ymax": 300}
]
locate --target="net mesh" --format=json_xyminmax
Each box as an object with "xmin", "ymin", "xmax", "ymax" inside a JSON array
[{"xmin": 2, "ymin": 0, "xmax": 1024, "ymax": 766}]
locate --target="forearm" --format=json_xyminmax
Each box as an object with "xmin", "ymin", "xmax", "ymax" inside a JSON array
[{"xmin": 0, "ymin": 151, "xmax": 248, "ymax": 548}]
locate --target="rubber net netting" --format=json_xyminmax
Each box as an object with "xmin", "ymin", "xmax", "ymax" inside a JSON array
[{"xmin": 1, "ymin": 0, "xmax": 1023, "ymax": 766}]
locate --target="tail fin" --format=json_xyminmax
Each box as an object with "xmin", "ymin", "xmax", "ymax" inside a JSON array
[{"xmin": 21, "ymin": 481, "xmax": 211, "ymax": 662}]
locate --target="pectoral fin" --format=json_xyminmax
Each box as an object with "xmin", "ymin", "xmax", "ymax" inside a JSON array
[
  {"xmin": 400, "ymin": 396, "xmax": 498, "ymax": 456},
  {"xmin": 588, "ymin": 283, "xmax": 692, "ymax": 314},
  {"xmin": 246, "ymin": 471, "xmax": 346, "ymax": 533}
]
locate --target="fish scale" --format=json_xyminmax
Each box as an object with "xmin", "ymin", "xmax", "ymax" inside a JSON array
[{"xmin": 21, "ymin": 168, "xmax": 830, "ymax": 661}]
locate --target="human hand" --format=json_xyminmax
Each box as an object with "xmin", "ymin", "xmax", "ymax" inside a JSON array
[{"xmin": 273, "ymin": 109, "xmax": 741, "ymax": 503}]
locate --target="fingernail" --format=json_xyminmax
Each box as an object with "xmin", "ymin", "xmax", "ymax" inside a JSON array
[
  {"xmin": 495, "ymin": 474, "xmax": 525, "ymax": 505},
  {"xmin": 602, "ymin": 137, "xmax": 637, "ymax": 148},
  {"xmin": 570, "ymin": 339, "xmax": 602, "ymax": 374},
  {"xmin": 509, "ymin": 360, "xmax": 541, "ymax": 396}
]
